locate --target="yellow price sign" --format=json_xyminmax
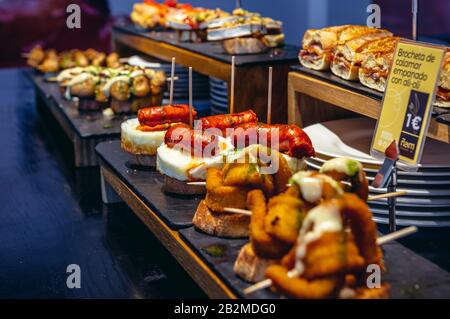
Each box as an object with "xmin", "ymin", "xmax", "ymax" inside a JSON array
[{"xmin": 371, "ymin": 40, "xmax": 445, "ymax": 168}]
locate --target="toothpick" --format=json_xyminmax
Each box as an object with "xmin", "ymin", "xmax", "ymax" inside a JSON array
[
  {"xmin": 220, "ymin": 191, "xmax": 408, "ymax": 216},
  {"xmin": 187, "ymin": 182, "xmax": 206, "ymax": 186},
  {"xmin": 377, "ymin": 226, "xmax": 417, "ymax": 245},
  {"xmin": 230, "ymin": 56, "xmax": 236, "ymax": 114},
  {"xmin": 243, "ymin": 226, "xmax": 418, "ymax": 295},
  {"xmin": 189, "ymin": 67, "xmax": 193, "ymax": 127},
  {"xmin": 368, "ymin": 191, "xmax": 408, "ymax": 202},
  {"xmin": 169, "ymin": 57, "xmax": 175, "ymax": 105},
  {"xmin": 267, "ymin": 67, "xmax": 273, "ymax": 125},
  {"xmin": 223, "ymin": 208, "xmax": 252, "ymax": 216}
]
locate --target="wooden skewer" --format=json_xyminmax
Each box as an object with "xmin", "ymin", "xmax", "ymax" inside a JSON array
[
  {"xmin": 169, "ymin": 57, "xmax": 176, "ymax": 106},
  {"xmin": 223, "ymin": 207, "xmax": 252, "ymax": 216},
  {"xmin": 267, "ymin": 66, "xmax": 273, "ymax": 125},
  {"xmin": 179, "ymin": 189, "xmax": 408, "ymax": 216},
  {"xmin": 230, "ymin": 56, "xmax": 236, "ymax": 114},
  {"xmin": 368, "ymin": 191, "xmax": 408, "ymax": 201},
  {"xmin": 243, "ymin": 226, "xmax": 418, "ymax": 295},
  {"xmin": 21, "ymin": 53, "xmax": 30, "ymax": 58},
  {"xmin": 189, "ymin": 67, "xmax": 193, "ymax": 128}
]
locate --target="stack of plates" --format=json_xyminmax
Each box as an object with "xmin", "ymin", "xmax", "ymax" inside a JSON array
[
  {"xmin": 303, "ymin": 117, "xmax": 450, "ymax": 227},
  {"xmin": 209, "ymin": 77, "xmax": 228, "ymax": 115}
]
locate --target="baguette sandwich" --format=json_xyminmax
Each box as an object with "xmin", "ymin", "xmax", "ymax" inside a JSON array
[
  {"xmin": 331, "ymin": 31, "xmax": 393, "ymax": 80},
  {"xmin": 299, "ymin": 25, "xmax": 387, "ymax": 71},
  {"xmin": 436, "ymin": 49, "xmax": 450, "ymax": 108},
  {"xmin": 358, "ymin": 37, "xmax": 401, "ymax": 92}
]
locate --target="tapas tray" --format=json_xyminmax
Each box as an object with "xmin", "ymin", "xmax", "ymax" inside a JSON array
[
  {"xmin": 180, "ymin": 227, "xmax": 450, "ymax": 299},
  {"xmin": 27, "ymin": 70, "xmax": 126, "ymax": 139},
  {"xmin": 27, "ymin": 70, "xmax": 129, "ymax": 166},
  {"xmin": 113, "ymin": 22, "xmax": 299, "ymax": 66},
  {"xmin": 95, "ymin": 140, "xmax": 200, "ymax": 229}
]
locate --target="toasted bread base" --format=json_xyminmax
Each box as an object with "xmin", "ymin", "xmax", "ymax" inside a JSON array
[
  {"xmin": 299, "ymin": 54, "xmax": 331, "ymax": 71},
  {"xmin": 223, "ymin": 37, "xmax": 268, "ymax": 55},
  {"xmin": 193, "ymin": 200, "xmax": 250, "ymax": 238},
  {"xmin": 233, "ymin": 243, "xmax": 279, "ymax": 283},
  {"xmin": 163, "ymin": 176, "xmax": 206, "ymax": 195},
  {"xmin": 434, "ymin": 98, "xmax": 450, "ymax": 108},
  {"xmin": 359, "ymin": 72, "xmax": 387, "ymax": 92},
  {"xmin": 331, "ymin": 60, "xmax": 359, "ymax": 80},
  {"xmin": 126, "ymin": 153, "xmax": 156, "ymax": 168}
]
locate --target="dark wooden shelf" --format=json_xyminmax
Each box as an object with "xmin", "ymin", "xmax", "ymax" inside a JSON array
[
  {"xmin": 112, "ymin": 22, "xmax": 300, "ymax": 124},
  {"xmin": 288, "ymin": 68, "xmax": 450, "ymax": 144},
  {"xmin": 27, "ymin": 70, "xmax": 128, "ymax": 167}
]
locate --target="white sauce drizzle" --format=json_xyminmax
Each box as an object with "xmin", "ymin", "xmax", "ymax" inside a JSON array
[
  {"xmin": 101, "ymin": 75, "xmax": 130, "ymax": 97},
  {"xmin": 320, "ymin": 157, "xmax": 362, "ymax": 177},
  {"xmin": 294, "ymin": 202, "xmax": 343, "ymax": 275},
  {"xmin": 290, "ymin": 171, "xmax": 343, "ymax": 203}
]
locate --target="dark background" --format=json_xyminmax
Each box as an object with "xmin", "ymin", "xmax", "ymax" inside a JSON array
[{"xmin": 1, "ymin": 0, "xmax": 449, "ymax": 67}]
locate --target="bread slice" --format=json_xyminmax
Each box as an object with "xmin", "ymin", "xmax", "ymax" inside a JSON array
[
  {"xmin": 192, "ymin": 200, "xmax": 250, "ymax": 238},
  {"xmin": 163, "ymin": 176, "xmax": 206, "ymax": 195},
  {"xmin": 434, "ymin": 98, "xmax": 450, "ymax": 108},
  {"xmin": 126, "ymin": 153, "xmax": 156, "ymax": 167},
  {"xmin": 233, "ymin": 243, "xmax": 279, "ymax": 283},
  {"xmin": 359, "ymin": 72, "xmax": 387, "ymax": 92},
  {"xmin": 299, "ymin": 53, "xmax": 331, "ymax": 71},
  {"xmin": 331, "ymin": 61, "xmax": 359, "ymax": 80},
  {"xmin": 223, "ymin": 37, "xmax": 268, "ymax": 55}
]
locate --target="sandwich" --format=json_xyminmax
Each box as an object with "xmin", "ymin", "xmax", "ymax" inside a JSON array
[
  {"xmin": 299, "ymin": 25, "xmax": 351, "ymax": 71},
  {"xmin": 436, "ymin": 48, "xmax": 450, "ymax": 108},
  {"xmin": 208, "ymin": 8, "xmax": 284, "ymax": 55},
  {"xmin": 331, "ymin": 30, "xmax": 393, "ymax": 80},
  {"xmin": 299, "ymin": 25, "xmax": 390, "ymax": 71},
  {"xmin": 358, "ymin": 37, "xmax": 401, "ymax": 92}
]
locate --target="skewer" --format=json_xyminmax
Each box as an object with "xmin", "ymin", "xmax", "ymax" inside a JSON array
[
  {"xmin": 21, "ymin": 53, "xmax": 30, "ymax": 59},
  {"xmin": 230, "ymin": 56, "xmax": 236, "ymax": 114},
  {"xmin": 169, "ymin": 57, "xmax": 176, "ymax": 105},
  {"xmin": 368, "ymin": 191, "xmax": 408, "ymax": 201},
  {"xmin": 243, "ymin": 226, "xmax": 418, "ymax": 295},
  {"xmin": 222, "ymin": 207, "xmax": 252, "ymax": 216},
  {"xmin": 220, "ymin": 191, "xmax": 408, "ymax": 215},
  {"xmin": 267, "ymin": 67, "xmax": 273, "ymax": 125},
  {"xmin": 189, "ymin": 67, "xmax": 193, "ymax": 127}
]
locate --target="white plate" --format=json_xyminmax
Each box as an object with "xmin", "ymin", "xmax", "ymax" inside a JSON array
[
  {"xmin": 370, "ymin": 207, "xmax": 450, "ymax": 217},
  {"xmin": 372, "ymin": 215, "xmax": 450, "ymax": 227},
  {"xmin": 303, "ymin": 118, "xmax": 450, "ymax": 168},
  {"xmin": 305, "ymin": 159, "xmax": 450, "ymax": 186}
]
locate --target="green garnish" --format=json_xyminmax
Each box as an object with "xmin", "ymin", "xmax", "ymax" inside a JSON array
[
  {"xmin": 202, "ymin": 244, "xmax": 226, "ymax": 257},
  {"xmin": 346, "ymin": 160, "xmax": 360, "ymax": 177}
]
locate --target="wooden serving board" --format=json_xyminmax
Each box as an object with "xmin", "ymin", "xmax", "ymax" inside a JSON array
[
  {"xmin": 290, "ymin": 64, "xmax": 450, "ymax": 124},
  {"xmin": 27, "ymin": 70, "xmax": 127, "ymax": 167},
  {"xmin": 180, "ymin": 226, "xmax": 450, "ymax": 299},
  {"xmin": 96, "ymin": 140, "xmax": 200, "ymax": 229},
  {"xmin": 96, "ymin": 141, "xmax": 450, "ymax": 298},
  {"xmin": 178, "ymin": 227, "xmax": 277, "ymax": 299},
  {"xmin": 112, "ymin": 21, "xmax": 298, "ymax": 124},
  {"xmin": 114, "ymin": 23, "xmax": 300, "ymax": 66}
]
